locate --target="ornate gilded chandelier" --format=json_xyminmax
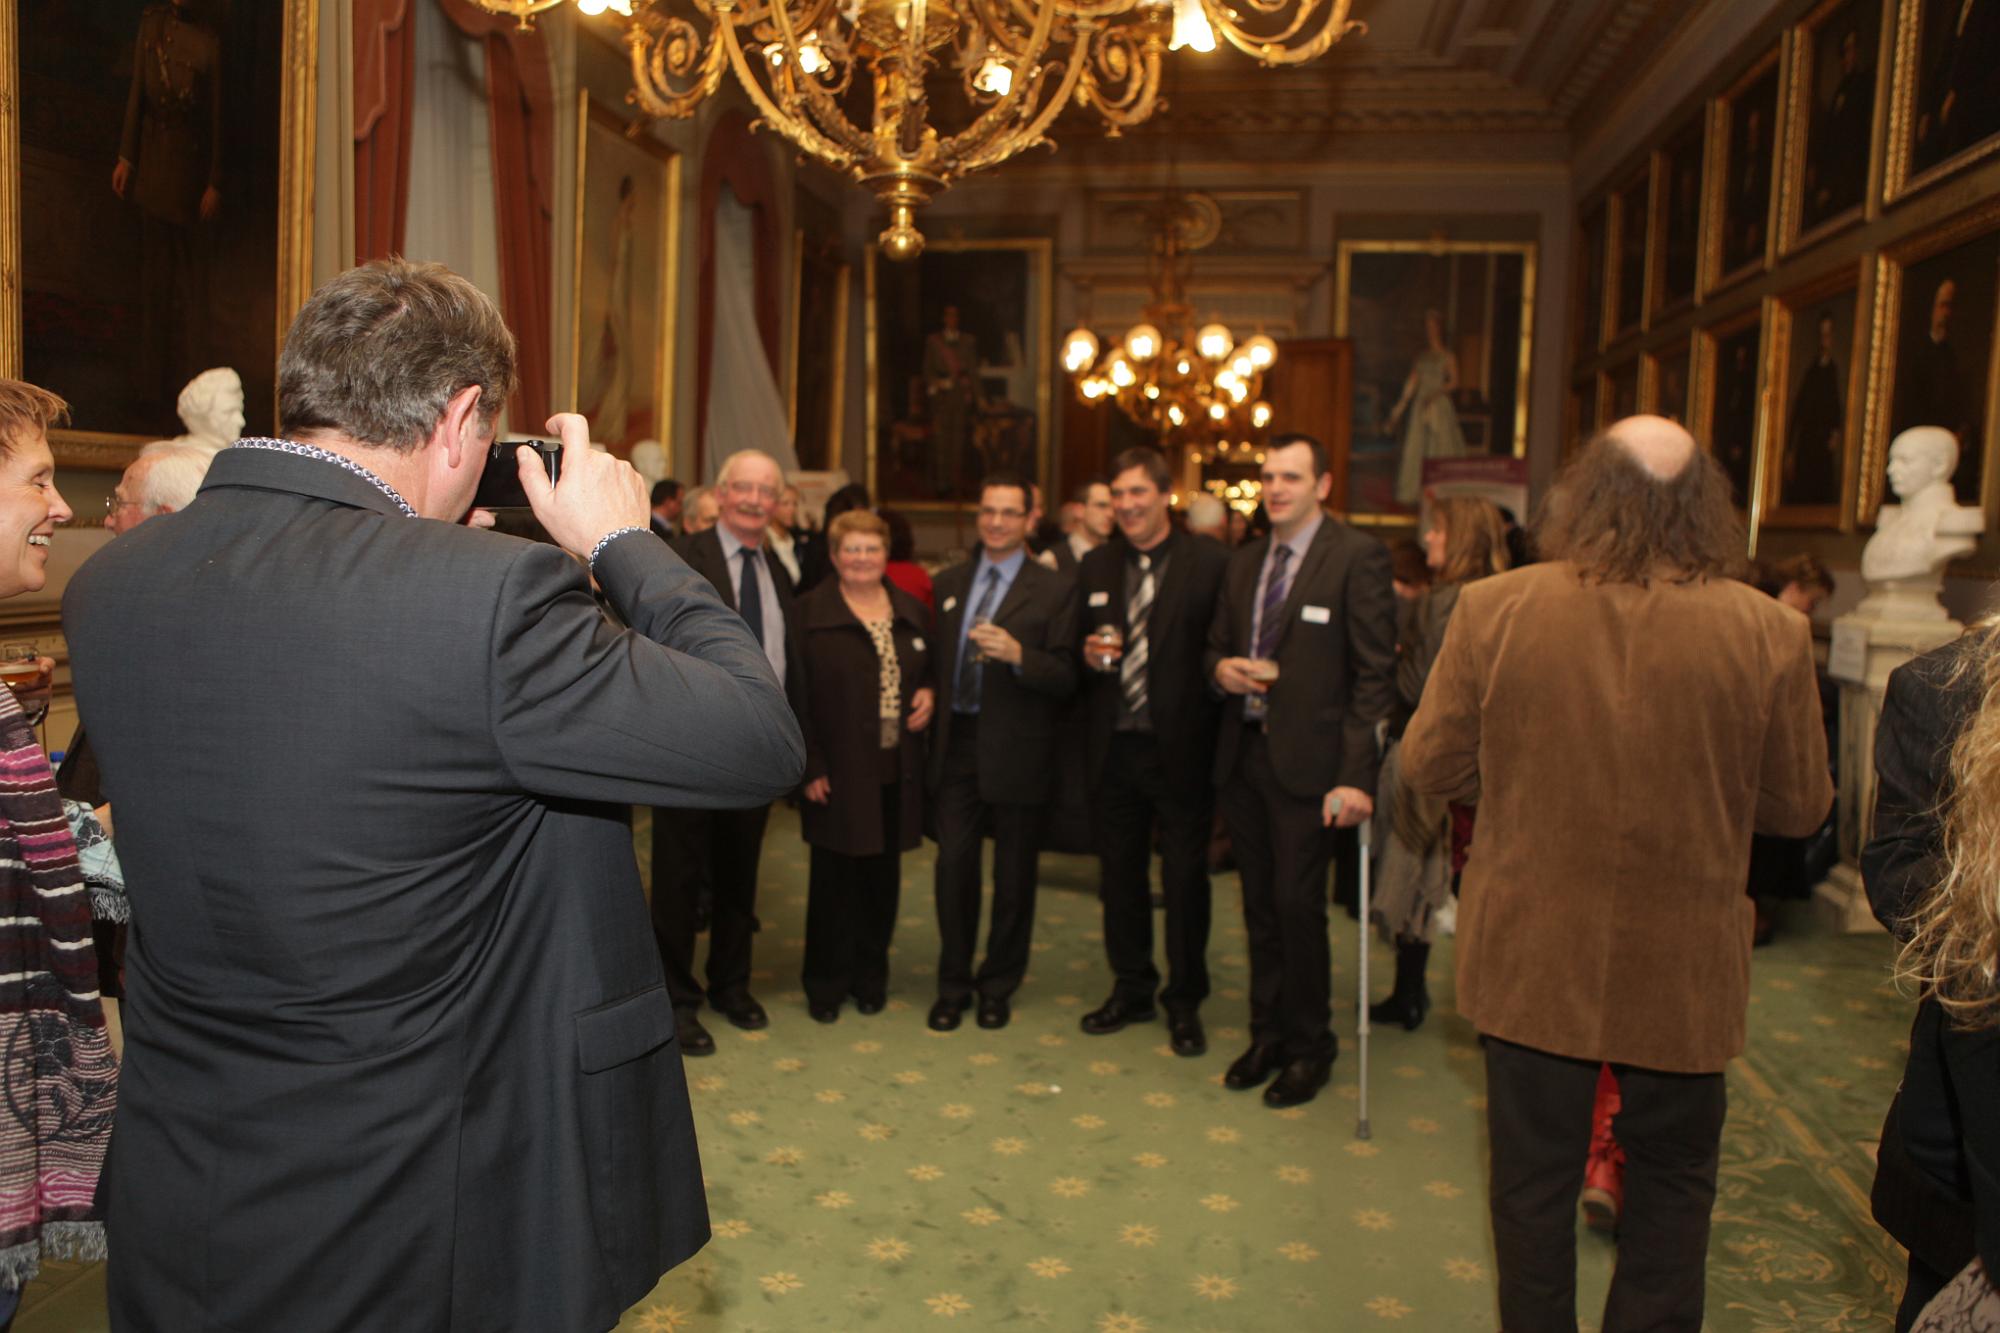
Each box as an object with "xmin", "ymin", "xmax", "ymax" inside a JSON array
[
  {"xmin": 469, "ymin": 0, "xmax": 1362, "ymax": 258},
  {"xmin": 1060, "ymin": 191, "xmax": 1275, "ymax": 444}
]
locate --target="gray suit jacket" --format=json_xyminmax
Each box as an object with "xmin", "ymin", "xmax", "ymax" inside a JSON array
[{"xmin": 65, "ymin": 446, "xmax": 804, "ymax": 1332}]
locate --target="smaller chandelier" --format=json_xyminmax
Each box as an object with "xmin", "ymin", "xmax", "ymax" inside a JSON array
[{"xmin": 1062, "ymin": 194, "xmax": 1275, "ymax": 444}]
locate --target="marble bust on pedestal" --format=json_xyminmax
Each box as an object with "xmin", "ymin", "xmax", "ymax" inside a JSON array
[
  {"xmin": 172, "ymin": 367, "xmax": 246, "ymax": 454},
  {"xmin": 1855, "ymin": 426, "xmax": 1984, "ymax": 622}
]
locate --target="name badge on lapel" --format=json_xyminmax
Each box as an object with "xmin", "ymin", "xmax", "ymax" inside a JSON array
[
  {"xmin": 943, "ymin": 596, "xmax": 958, "ymax": 614},
  {"xmin": 1088, "ymin": 591, "xmax": 1110, "ymax": 607},
  {"xmin": 1301, "ymin": 605, "xmax": 1332, "ymax": 625},
  {"xmin": 913, "ymin": 637, "xmax": 926, "ymax": 652}
]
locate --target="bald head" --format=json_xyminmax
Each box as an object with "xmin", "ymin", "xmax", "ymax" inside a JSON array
[{"xmin": 1607, "ymin": 414, "xmax": 1697, "ymax": 480}]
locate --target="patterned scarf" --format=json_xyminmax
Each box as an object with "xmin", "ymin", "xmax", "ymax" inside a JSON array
[{"xmin": 0, "ymin": 687, "xmax": 115, "ymax": 1286}]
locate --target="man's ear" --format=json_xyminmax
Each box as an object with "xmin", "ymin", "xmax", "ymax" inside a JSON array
[
  {"xmin": 438, "ymin": 385, "xmax": 488, "ymax": 469},
  {"xmin": 1314, "ymin": 469, "xmax": 1334, "ymax": 503}
]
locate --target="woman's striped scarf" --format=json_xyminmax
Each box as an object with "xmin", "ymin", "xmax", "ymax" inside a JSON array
[{"xmin": 0, "ymin": 688, "xmax": 115, "ymax": 1286}]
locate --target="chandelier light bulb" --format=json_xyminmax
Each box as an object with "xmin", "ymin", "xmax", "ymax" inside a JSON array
[
  {"xmin": 1208, "ymin": 402, "xmax": 1228, "ymax": 422},
  {"xmin": 1251, "ymin": 400, "xmax": 1273, "ymax": 428},
  {"xmin": 1061, "ymin": 327, "xmax": 1100, "ymax": 374},
  {"xmin": 1242, "ymin": 334, "xmax": 1278, "ymax": 369},
  {"xmin": 1143, "ymin": 384, "xmax": 1161, "ymax": 399},
  {"xmin": 1214, "ymin": 369, "xmax": 1242, "ymax": 394},
  {"xmin": 1168, "ymin": 404, "xmax": 1187, "ymax": 427},
  {"xmin": 1225, "ymin": 378, "xmax": 1249, "ymax": 404},
  {"xmin": 1196, "ymin": 324, "xmax": 1233, "ymax": 360},
  {"xmin": 579, "ymin": 0, "xmax": 632, "ymax": 13},
  {"xmin": 1229, "ymin": 354, "xmax": 1254, "ymax": 380},
  {"xmin": 1124, "ymin": 324, "xmax": 1163, "ymax": 362},
  {"xmin": 1175, "ymin": 357, "xmax": 1192, "ymax": 376},
  {"xmin": 973, "ymin": 57, "xmax": 1014, "ymax": 96},
  {"xmin": 1109, "ymin": 357, "xmax": 1138, "ymax": 389},
  {"xmin": 797, "ymin": 37, "xmax": 830, "ymax": 75},
  {"xmin": 1168, "ymin": 0, "xmax": 1218, "ymax": 53}
]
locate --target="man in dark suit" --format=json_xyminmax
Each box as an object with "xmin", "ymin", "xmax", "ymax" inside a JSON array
[
  {"xmin": 1207, "ymin": 433, "xmax": 1397, "ymax": 1107},
  {"xmin": 927, "ymin": 472, "xmax": 1078, "ymax": 1031},
  {"xmin": 653, "ymin": 448, "xmax": 805, "ymax": 1054},
  {"xmin": 650, "ymin": 477, "xmax": 683, "ymax": 541},
  {"xmin": 63, "ymin": 259, "xmax": 804, "ymax": 1331},
  {"xmin": 1075, "ymin": 447, "xmax": 1228, "ymax": 1055}
]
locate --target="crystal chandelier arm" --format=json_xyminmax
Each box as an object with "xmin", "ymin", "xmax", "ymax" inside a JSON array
[
  {"xmin": 759, "ymin": 0, "xmax": 877, "ymax": 158},
  {"xmin": 709, "ymin": 3, "xmax": 872, "ymax": 161},
  {"xmin": 934, "ymin": 0, "xmax": 1070, "ymax": 169},
  {"xmin": 625, "ymin": 4, "xmax": 732, "ymax": 120},
  {"xmin": 1073, "ymin": 17, "xmax": 1166, "ymax": 132},
  {"xmin": 1201, "ymin": 0, "xmax": 1364, "ymax": 66}
]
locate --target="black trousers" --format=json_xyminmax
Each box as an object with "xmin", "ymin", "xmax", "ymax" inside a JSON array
[
  {"xmin": 1097, "ymin": 731, "xmax": 1212, "ymax": 1012},
  {"xmin": 1483, "ymin": 1036, "xmax": 1728, "ymax": 1333},
  {"xmin": 652, "ymin": 803, "xmax": 770, "ymax": 1011},
  {"xmin": 1215, "ymin": 727, "xmax": 1335, "ymax": 1060},
  {"xmin": 802, "ymin": 783, "xmax": 903, "ymax": 1008},
  {"xmin": 933, "ymin": 716, "xmax": 1046, "ymax": 1002}
]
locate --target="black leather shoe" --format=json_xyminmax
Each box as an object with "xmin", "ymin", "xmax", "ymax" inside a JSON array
[
  {"xmin": 852, "ymin": 995, "xmax": 886, "ymax": 1016},
  {"xmin": 928, "ymin": 997, "xmax": 970, "ymax": 1032},
  {"xmin": 808, "ymin": 1001, "xmax": 840, "ymax": 1024},
  {"xmin": 1080, "ymin": 996, "xmax": 1157, "ymax": 1036},
  {"xmin": 676, "ymin": 1014, "xmax": 716, "ymax": 1057},
  {"xmin": 1224, "ymin": 1042, "xmax": 1284, "ymax": 1090},
  {"xmin": 1263, "ymin": 1056, "xmax": 1333, "ymax": 1108},
  {"xmin": 1166, "ymin": 1010, "xmax": 1207, "ymax": 1057},
  {"xmin": 976, "ymin": 996, "xmax": 1010, "ymax": 1029},
  {"xmin": 715, "ymin": 996, "xmax": 769, "ymax": 1031}
]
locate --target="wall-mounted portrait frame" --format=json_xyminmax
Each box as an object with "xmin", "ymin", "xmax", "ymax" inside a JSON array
[
  {"xmin": 1642, "ymin": 334, "xmax": 1696, "ymax": 425},
  {"xmin": 1599, "ymin": 358, "xmax": 1640, "ymax": 426},
  {"xmin": 1706, "ymin": 48, "xmax": 1786, "ymax": 298},
  {"xmin": 1883, "ymin": 0, "xmax": 2000, "ymax": 205},
  {"xmin": 1762, "ymin": 261, "xmax": 1869, "ymax": 530},
  {"xmin": 788, "ymin": 227, "xmax": 849, "ymax": 474},
  {"xmin": 1781, "ymin": 0, "xmax": 1886, "ymax": 254},
  {"xmin": 1, "ymin": 0, "xmax": 319, "ymax": 471},
  {"xmin": 1575, "ymin": 203, "xmax": 1609, "ymax": 358},
  {"xmin": 1609, "ymin": 170, "xmax": 1651, "ymax": 341},
  {"xmin": 1859, "ymin": 197, "xmax": 2000, "ymax": 524},
  {"xmin": 1696, "ymin": 304, "xmax": 1772, "ymax": 517},
  {"xmin": 1651, "ymin": 117, "xmax": 1707, "ymax": 318}
]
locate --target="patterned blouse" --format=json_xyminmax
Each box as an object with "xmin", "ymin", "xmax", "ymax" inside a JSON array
[{"xmin": 864, "ymin": 617, "xmax": 901, "ymax": 750}]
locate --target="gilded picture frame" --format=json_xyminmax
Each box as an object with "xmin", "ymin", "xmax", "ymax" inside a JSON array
[
  {"xmin": 569, "ymin": 94, "xmax": 680, "ymax": 457},
  {"xmin": 1705, "ymin": 48, "xmax": 1786, "ymax": 299},
  {"xmin": 1650, "ymin": 116, "xmax": 1707, "ymax": 320},
  {"xmin": 0, "ymin": 0, "xmax": 318, "ymax": 471},
  {"xmin": 1780, "ymin": 0, "xmax": 1886, "ymax": 255},
  {"xmin": 1858, "ymin": 197, "xmax": 2000, "ymax": 525},
  {"xmin": 1695, "ymin": 304, "xmax": 1772, "ymax": 521},
  {"xmin": 1761, "ymin": 261, "xmax": 1869, "ymax": 531},
  {"xmin": 788, "ymin": 228, "xmax": 849, "ymax": 474},
  {"xmin": 1609, "ymin": 169, "xmax": 1652, "ymax": 341},
  {"xmin": 864, "ymin": 237, "xmax": 1053, "ymax": 511},
  {"xmin": 1642, "ymin": 334, "xmax": 1696, "ymax": 425},
  {"xmin": 1599, "ymin": 358, "xmax": 1640, "ymax": 426},
  {"xmin": 1883, "ymin": 0, "xmax": 2000, "ymax": 205},
  {"xmin": 1575, "ymin": 202, "xmax": 1610, "ymax": 358}
]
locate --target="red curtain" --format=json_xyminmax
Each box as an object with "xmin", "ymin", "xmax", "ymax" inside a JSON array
[
  {"xmin": 353, "ymin": 0, "xmax": 415, "ymax": 263},
  {"xmin": 437, "ymin": 0, "xmax": 556, "ymax": 430}
]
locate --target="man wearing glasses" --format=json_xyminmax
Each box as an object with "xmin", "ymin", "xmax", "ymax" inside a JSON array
[
  {"xmin": 653, "ymin": 448, "xmax": 805, "ymax": 1054},
  {"xmin": 926, "ymin": 472, "xmax": 1078, "ymax": 1032}
]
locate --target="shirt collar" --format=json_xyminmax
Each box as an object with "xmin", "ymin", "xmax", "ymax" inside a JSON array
[
  {"xmin": 717, "ymin": 524, "xmax": 765, "ymax": 563},
  {"xmin": 1273, "ymin": 511, "xmax": 1323, "ymax": 562},
  {"xmin": 976, "ymin": 547, "xmax": 1027, "ymax": 582},
  {"xmin": 219, "ymin": 438, "xmax": 418, "ymax": 519},
  {"xmin": 1129, "ymin": 529, "xmax": 1175, "ymax": 565}
]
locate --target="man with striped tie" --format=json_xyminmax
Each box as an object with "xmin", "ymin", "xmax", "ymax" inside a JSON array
[
  {"xmin": 1206, "ymin": 433, "xmax": 1398, "ymax": 1107},
  {"xmin": 1076, "ymin": 447, "xmax": 1230, "ymax": 1056}
]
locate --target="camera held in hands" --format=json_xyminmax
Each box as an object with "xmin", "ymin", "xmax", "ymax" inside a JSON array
[{"xmin": 472, "ymin": 438, "xmax": 562, "ymax": 510}]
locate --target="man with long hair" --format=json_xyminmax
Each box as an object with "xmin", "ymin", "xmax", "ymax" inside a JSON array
[{"xmin": 1401, "ymin": 415, "xmax": 1832, "ymax": 1331}]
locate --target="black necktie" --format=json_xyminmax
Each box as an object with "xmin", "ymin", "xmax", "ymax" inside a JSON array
[
  {"xmin": 738, "ymin": 548, "xmax": 765, "ymax": 648},
  {"xmin": 956, "ymin": 567, "xmax": 1002, "ymax": 707}
]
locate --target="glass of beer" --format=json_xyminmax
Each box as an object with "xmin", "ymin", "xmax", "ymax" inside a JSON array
[
  {"xmin": 1244, "ymin": 657, "xmax": 1281, "ymax": 687},
  {"xmin": 968, "ymin": 613, "xmax": 995, "ymax": 664},
  {"xmin": 1088, "ymin": 623, "xmax": 1124, "ymax": 672}
]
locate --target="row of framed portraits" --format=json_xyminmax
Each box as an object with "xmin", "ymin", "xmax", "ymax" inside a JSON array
[
  {"xmin": 1575, "ymin": 0, "xmax": 2000, "ymax": 356},
  {"xmin": 1570, "ymin": 196, "xmax": 2000, "ymax": 533}
]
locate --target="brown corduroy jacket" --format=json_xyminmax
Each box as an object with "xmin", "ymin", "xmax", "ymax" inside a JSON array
[{"xmin": 1400, "ymin": 560, "xmax": 1833, "ymax": 1073}]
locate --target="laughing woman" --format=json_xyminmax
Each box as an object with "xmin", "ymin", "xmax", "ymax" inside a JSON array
[{"xmin": 798, "ymin": 510, "xmax": 936, "ymax": 1022}]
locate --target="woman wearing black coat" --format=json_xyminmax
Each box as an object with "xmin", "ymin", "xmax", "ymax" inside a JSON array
[{"xmin": 797, "ymin": 509, "xmax": 935, "ymax": 1021}]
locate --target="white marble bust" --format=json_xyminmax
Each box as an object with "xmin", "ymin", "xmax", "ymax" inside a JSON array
[
  {"xmin": 1857, "ymin": 426, "xmax": 1984, "ymax": 618},
  {"xmin": 173, "ymin": 367, "xmax": 246, "ymax": 454},
  {"xmin": 628, "ymin": 439, "xmax": 668, "ymax": 488}
]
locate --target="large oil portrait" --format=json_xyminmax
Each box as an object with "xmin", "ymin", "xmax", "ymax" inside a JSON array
[
  {"xmin": 1870, "ymin": 206, "xmax": 2000, "ymax": 519},
  {"xmin": 1714, "ymin": 54, "xmax": 1782, "ymax": 285},
  {"xmin": 1653, "ymin": 117, "xmax": 1706, "ymax": 312},
  {"xmin": 14, "ymin": 0, "xmax": 308, "ymax": 448},
  {"xmin": 867, "ymin": 239, "xmax": 1052, "ymax": 507},
  {"xmin": 1889, "ymin": 0, "xmax": 2000, "ymax": 197},
  {"xmin": 1789, "ymin": 0, "xmax": 1881, "ymax": 243},
  {"xmin": 1700, "ymin": 313, "xmax": 1767, "ymax": 508},
  {"xmin": 1611, "ymin": 171, "xmax": 1650, "ymax": 338},
  {"xmin": 1335, "ymin": 241, "xmax": 1535, "ymax": 520},
  {"xmin": 1764, "ymin": 269, "xmax": 1865, "ymax": 527},
  {"xmin": 570, "ymin": 96, "xmax": 679, "ymax": 456}
]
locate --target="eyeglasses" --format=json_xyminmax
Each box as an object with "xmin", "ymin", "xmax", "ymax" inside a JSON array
[
  {"xmin": 105, "ymin": 493, "xmax": 139, "ymax": 514},
  {"xmin": 723, "ymin": 481, "xmax": 779, "ymax": 501},
  {"xmin": 978, "ymin": 506, "xmax": 1026, "ymax": 521}
]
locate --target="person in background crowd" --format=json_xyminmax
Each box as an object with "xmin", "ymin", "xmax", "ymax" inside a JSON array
[
  {"xmin": 0, "ymin": 380, "xmax": 110, "ymax": 1332},
  {"xmin": 679, "ymin": 484, "xmax": 719, "ymax": 537},
  {"xmin": 1185, "ymin": 494, "xmax": 1228, "ymax": 543},
  {"xmin": 926, "ymin": 472, "xmax": 1078, "ymax": 1033},
  {"xmin": 1026, "ymin": 482, "xmax": 1061, "ymax": 559},
  {"xmin": 1371, "ymin": 497, "xmax": 1510, "ymax": 1032},
  {"xmin": 797, "ymin": 510, "xmax": 935, "ymax": 1023},
  {"xmin": 1208, "ymin": 433, "xmax": 1397, "ymax": 1108},
  {"xmin": 1756, "ymin": 551, "xmax": 1836, "ymax": 617},
  {"xmin": 767, "ymin": 483, "xmax": 806, "ymax": 586},
  {"xmin": 1865, "ymin": 619, "xmax": 1998, "ymax": 1329},
  {"xmin": 1057, "ymin": 500, "xmax": 1083, "ymax": 538},
  {"xmin": 650, "ymin": 477, "xmax": 683, "ymax": 541},
  {"xmin": 1401, "ymin": 415, "xmax": 1831, "ymax": 1333},
  {"xmin": 880, "ymin": 507, "xmax": 934, "ymax": 610},
  {"xmin": 1045, "ymin": 482, "xmax": 1113, "ymax": 573},
  {"xmin": 799, "ymin": 482, "xmax": 870, "ymax": 591},
  {"xmin": 1389, "ymin": 537, "xmax": 1432, "ymax": 604},
  {"xmin": 1076, "ymin": 447, "xmax": 1229, "ymax": 1056},
  {"xmin": 1226, "ymin": 507, "xmax": 1250, "ymax": 547}
]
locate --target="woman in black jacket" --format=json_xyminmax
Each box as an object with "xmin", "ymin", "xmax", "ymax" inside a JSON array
[
  {"xmin": 797, "ymin": 509, "xmax": 935, "ymax": 1022},
  {"xmin": 1866, "ymin": 624, "xmax": 2000, "ymax": 1329}
]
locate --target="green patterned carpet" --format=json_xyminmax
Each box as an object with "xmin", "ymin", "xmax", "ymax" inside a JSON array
[{"xmin": 18, "ymin": 806, "xmax": 1910, "ymax": 1331}]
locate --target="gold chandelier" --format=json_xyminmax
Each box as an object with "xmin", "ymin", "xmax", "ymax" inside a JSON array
[
  {"xmin": 469, "ymin": 0, "xmax": 1362, "ymax": 259},
  {"xmin": 1060, "ymin": 191, "xmax": 1275, "ymax": 444}
]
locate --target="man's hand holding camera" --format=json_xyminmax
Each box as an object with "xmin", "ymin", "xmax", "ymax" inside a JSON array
[{"xmin": 516, "ymin": 412, "xmax": 649, "ymax": 561}]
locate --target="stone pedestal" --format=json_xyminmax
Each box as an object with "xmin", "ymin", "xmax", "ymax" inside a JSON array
[{"xmin": 1815, "ymin": 611, "xmax": 1961, "ymax": 932}]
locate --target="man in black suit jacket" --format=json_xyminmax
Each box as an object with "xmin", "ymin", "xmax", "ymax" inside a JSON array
[
  {"xmin": 1207, "ymin": 433, "xmax": 1397, "ymax": 1108},
  {"xmin": 1075, "ymin": 448, "xmax": 1228, "ymax": 1055},
  {"xmin": 649, "ymin": 476, "xmax": 683, "ymax": 541},
  {"xmin": 653, "ymin": 448, "xmax": 806, "ymax": 1054},
  {"xmin": 927, "ymin": 472, "xmax": 1078, "ymax": 1031},
  {"xmin": 63, "ymin": 259, "xmax": 804, "ymax": 1332}
]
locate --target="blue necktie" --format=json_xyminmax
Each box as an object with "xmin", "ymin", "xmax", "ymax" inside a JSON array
[
  {"xmin": 956, "ymin": 567, "xmax": 1002, "ymax": 710},
  {"xmin": 738, "ymin": 548, "xmax": 764, "ymax": 648}
]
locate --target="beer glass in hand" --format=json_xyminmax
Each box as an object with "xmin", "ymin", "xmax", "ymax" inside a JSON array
[{"xmin": 1087, "ymin": 624, "xmax": 1124, "ymax": 672}]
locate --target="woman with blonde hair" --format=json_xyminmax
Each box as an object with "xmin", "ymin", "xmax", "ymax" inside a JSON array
[
  {"xmin": 1866, "ymin": 619, "xmax": 2000, "ymax": 1328},
  {"xmin": 1369, "ymin": 495, "xmax": 1510, "ymax": 1029}
]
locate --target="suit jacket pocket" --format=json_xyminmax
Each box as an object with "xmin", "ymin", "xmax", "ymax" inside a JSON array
[{"xmin": 577, "ymin": 984, "xmax": 677, "ymax": 1072}]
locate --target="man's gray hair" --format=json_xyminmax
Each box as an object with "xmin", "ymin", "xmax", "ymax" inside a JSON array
[
  {"xmin": 716, "ymin": 449, "xmax": 781, "ymax": 488},
  {"xmin": 134, "ymin": 441, "xmax": 216, "ymax": 513},
  {"xmin": 278, "ymin": 259, "xmax": 517, "ymax": 453}
]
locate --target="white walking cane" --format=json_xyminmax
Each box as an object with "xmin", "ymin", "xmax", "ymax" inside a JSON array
[{"xmin": 1326, "ymin": 792, "xmax": 1374, "ymax": 1141}]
